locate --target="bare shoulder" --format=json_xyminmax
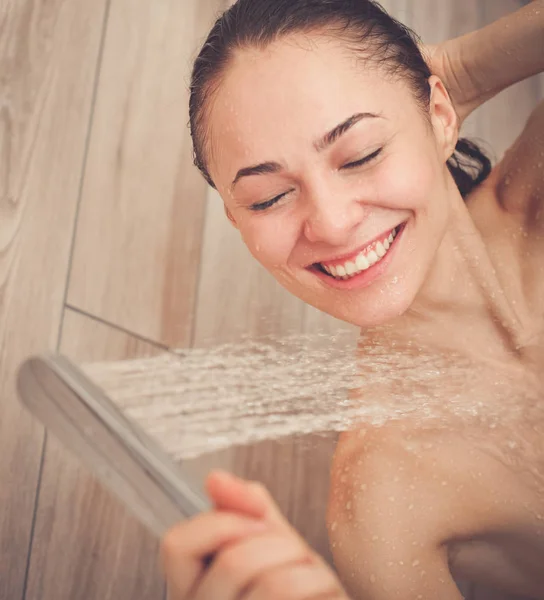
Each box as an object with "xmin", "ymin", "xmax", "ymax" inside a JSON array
[
  {"xmin": 329, "ymin": 422, "xmax": 500, "ymax": 538},
  {"xmin": 493, "ymin": 98, "xmax": 544, "ymax": 224},
  {"xmin": 327, "ymin": 421, "xmax": 533, "ymax": 599}
]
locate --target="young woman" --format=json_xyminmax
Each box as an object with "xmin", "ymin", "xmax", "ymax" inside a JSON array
[{"xmin": 161, "ymin": 1, "xmax": 544, "ymax": 598}]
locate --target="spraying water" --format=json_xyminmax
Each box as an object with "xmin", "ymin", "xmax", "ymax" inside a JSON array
[{"xmin": 82, "ymin": 327, "xmax": 543, "ymax": 467}]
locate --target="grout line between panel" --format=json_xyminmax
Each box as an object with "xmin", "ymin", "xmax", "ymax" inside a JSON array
[
  {"xmin": 57, "ymin": 0, "xmax": 113, "ymax": 347},
  {"xmin": 65, "ymin": 303, "xmax": 173, "ymax": 352}
]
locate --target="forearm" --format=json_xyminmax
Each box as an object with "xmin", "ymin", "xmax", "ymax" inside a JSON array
[{"xmin": 446, "ymin": 0, "xmax": 544, "ymax": 116}]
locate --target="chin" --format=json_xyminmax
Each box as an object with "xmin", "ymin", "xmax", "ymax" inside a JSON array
[
  {"xmin": 327, "ymin": 295, "xmax": 414, "ymax": 330},
  {"xmin": 305, "ymin": 268, "xmax": 422, "ymax": 329}
]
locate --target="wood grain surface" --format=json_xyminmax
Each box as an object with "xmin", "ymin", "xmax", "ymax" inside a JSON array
[{"xmin": 0, "ymin": 0, "xmax": 109, "ymax": 597}]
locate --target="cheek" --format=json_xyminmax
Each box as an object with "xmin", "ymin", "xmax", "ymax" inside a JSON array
[
  {"xmin": 377, "ymin": 149, "xmax": 443, "ymax": 214},
  {"xmin": 239, "ymin": 215, "xmax": 300, "ymax": 268}
]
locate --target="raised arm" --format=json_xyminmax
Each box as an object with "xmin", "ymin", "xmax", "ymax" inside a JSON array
[{"xmin": 430, "ymin": 0, "xmax": 544, "ymax": 124}]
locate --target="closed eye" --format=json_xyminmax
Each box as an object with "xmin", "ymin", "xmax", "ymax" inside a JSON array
[
  {"xmin": 250, "ymin": 190, "xmax": 293, "ymax": 212},
  {"xmin": 342, "ymin": 147, "xmax": 383, "ymax": 170}
]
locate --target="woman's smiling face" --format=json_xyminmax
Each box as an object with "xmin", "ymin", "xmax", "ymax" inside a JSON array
[{"xmin": 205, "ymin": 34, "xmax": 458, "ymax": 328}]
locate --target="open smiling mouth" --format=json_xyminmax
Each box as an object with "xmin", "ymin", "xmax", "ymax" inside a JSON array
[{"xmin": 310, "ymin": 222, "xmax": 406, "ymax": 281}]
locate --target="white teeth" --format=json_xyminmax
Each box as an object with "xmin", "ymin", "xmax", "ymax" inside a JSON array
[
  {"xmin": 319, "ymin": 225, "xmax": 401, "ymax": 281},
  {"xmin": 345, "ymin": 261, "xmax": 357, "ymax": 275},
  {"xmin": 366, "ymin": 250, "xmax": 378, "ymax": 266},
  {"xmin": 355, "ymin": 253, "xmax": 369, "ymax": 271}
]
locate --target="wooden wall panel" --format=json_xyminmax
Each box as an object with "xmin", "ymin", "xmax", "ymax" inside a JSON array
[
  {"xmin": 66, "ymin": 0, "xmax": 223, "ymax": 347},
  {"xmin": 0, "ymin": 1, "xmax": 108, "ymax": 597}
]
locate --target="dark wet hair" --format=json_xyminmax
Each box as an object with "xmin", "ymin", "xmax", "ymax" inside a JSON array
[{"xmin": 189, "ymin": 0, "xmax": 492, "ymax": 199}]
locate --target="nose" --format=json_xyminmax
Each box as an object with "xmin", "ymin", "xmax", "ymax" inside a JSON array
[{"xmin": 303, "ymin": 185, "xmax": 366, "ymax": 245}]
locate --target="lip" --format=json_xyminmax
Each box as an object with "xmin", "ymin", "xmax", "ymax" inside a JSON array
[
  {"xmin": 309, "ymin": 222, "xmax": 406, "ymax": 291},
  {"xmin": 308, "ymin": 226, "xmax": 400, "ymax": 268}
]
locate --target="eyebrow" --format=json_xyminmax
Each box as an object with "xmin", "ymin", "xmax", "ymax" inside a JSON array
[{"xmin": 230, "ymin": 112, "xmax": 380, "ymax": 190}]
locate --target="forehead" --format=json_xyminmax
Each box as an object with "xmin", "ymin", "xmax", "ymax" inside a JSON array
[{"xmin": 206, "ymin": 35, "xmax": 413, "ymax": 181}]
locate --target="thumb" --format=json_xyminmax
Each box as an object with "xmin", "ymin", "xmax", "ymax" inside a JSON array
[{"xmin": 205, "ymin": 470, "xmax": 290, "ymax": 529}]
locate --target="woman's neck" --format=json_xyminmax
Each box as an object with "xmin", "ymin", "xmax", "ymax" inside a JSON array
[{"xmin": 403, "ymin": 186, "xmax": 529, "ymax": 361}]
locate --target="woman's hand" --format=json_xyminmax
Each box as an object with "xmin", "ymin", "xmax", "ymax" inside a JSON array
[
  {"xmin": 161, "ymin": 470, "xmax": 349, "ymax": 600},
  {"xmin": 422, "ymin": 0, "xmax": 544, "ymax": 126}
]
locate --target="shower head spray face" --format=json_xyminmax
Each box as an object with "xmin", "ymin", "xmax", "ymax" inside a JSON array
[{"xmin": 17, "ymin": 354, "xmax": 210, "ymax": 538}]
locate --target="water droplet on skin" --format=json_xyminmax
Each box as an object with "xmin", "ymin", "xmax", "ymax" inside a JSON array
[
  {"xmin": 331, "ymin": 521, "xmax": 338, "ymax": 532},
  {"xmin": 370, "ymin": 574, "xmax": 376, "ymax": 583},
  {"xmin": 412, "ymin": 559, "xmax": 420, "ymax": 567}
]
